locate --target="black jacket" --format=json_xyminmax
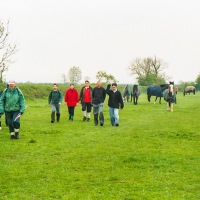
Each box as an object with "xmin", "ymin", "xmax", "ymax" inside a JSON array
[
  {"xmin": 92, "ymin": 87, "xmax": 106, "ymax": 105},
  {"xmin": 106, "ymin": 85, "xmax": 124, "ymax": 109}
]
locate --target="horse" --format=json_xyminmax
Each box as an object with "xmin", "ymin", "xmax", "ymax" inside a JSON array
[
  {"xmin": 132, "ymin": 84, "xmax": 140, "ymax": 105},
  {"xmin": 122, "ymin": 85, "xmax": 130, "ymax": 102},
  {"xmin": 183, "ymin": 86, "xmax": 195, "ymax": 96},
  {"xmin": 163, "ymin": 82, "xmax": 176, "ymax": 112},
  {"xmin": 147, "ymin": 84, "xmax": 169, "ymax": 104}
]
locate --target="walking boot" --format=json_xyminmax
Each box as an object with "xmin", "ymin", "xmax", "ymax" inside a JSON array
[
  {"xmin": 10, "ymin": 132, "xmax": 15, "ymax": 140},
  {"xmin": 15, "ymin": 132, "xmax": 19, "ymax": 139},
  {"xmin": 51, "ymin": 111, "xmax": 55, "ymax": 123},
  {"xmin": 56, "ymin": 113, "xmax": 60, "ymax": 122}
]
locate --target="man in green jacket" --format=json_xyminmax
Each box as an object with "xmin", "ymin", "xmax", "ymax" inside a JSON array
[
  {"xmin": 48, "ymin": 83, "xmax": 63, "ymax": 123},
  {"xmin": 0, "ymin": 80, "xmax": 26, "ymax": 139}
]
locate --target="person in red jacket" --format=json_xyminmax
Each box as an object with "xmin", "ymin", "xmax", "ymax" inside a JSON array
[{"xmin": 64, "ymin": 83, "xmax": 79, "ymax": 121}]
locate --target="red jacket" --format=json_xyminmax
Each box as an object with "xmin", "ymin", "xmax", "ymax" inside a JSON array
[{"xmin": 64, "ymin": 89, "xmax": 79, "ymax": 107}]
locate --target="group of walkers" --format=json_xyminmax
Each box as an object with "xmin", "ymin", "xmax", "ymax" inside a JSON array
[
  {"xmin": 0, "ymin": 80, "xmax": 124, "ymax": 140},
  {"xmin": 48, "ymin": 80, "xmax": 124, "ymax": 127}
]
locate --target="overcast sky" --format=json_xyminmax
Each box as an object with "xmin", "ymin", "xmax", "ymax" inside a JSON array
[{"xmin": 1, "ymin": 0, "xmax": 200, "ymax": 84}]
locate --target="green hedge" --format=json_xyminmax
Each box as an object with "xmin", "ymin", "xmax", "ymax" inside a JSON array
[{"xmin": 0, "ymin": 83, "xmax": 184, "ymax": 99}]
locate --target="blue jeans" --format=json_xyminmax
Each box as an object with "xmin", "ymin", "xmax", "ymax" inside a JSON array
[
  {"xmin": 93, "ymin": 103, "xmax": 104, "ymax": 125},
  {"xmin": 51, "ymin": 104, "xmax": 60, "ymax": 113},
  {"xmin": 108, "ymin": 107, "xmax": 119, "ymax": 126}
]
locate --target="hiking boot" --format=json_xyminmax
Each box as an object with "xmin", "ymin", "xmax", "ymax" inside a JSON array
[
  {"xmin": 56, "ymin": 113, "xmax": 60, "ymax": 122},
  {"xmin": 115, "ymin": 124, "xmax": 119, "ymax": 127},
  {"xmin": 87, "ymin": 118, "xmax": 90, "ymax": 122},
  {"xmin": 15, "ymin": 132, "xmax": 19, "ymax": 139},
  {"xmin": 83, "ymin": 116, "xmax": 87, "ymax": 121},
  {"xmin": 10, "ymin": 135, "xmax": 15, "ymax": 140},
  {"xmin": 51, "ymin": 120, "xmax": 54, "ymax": 123},
  {"xmin": 100, "ymin": 123, "xmax": 103, "ymax": 126}
]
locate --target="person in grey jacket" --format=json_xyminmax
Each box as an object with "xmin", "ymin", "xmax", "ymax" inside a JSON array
[{"xmin": 106, "ymin": 83, "xmax": 124, "ymax": 126}]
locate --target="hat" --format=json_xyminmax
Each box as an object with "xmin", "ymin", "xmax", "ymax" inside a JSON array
[{"xmin": 8, "ymin": 80, "xmax": 16, "ymax": 85}]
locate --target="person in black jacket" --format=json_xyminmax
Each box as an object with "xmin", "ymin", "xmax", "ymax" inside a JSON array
[
  {"xmin": 92, "ymin": 81, "xmax": 106, "ymax": 126},
  {"xmin": 106, "ymin": 83, "xmax": 124, "ymax": 126}
]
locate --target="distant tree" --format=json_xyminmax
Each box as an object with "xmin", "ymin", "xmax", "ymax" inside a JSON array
[
  {"xmin": 96, "ymin": 71, "xmax": 117, "ymax": 83},
  {"xmin": 195, "ymin": 73, "xmax": 200, "ymax": 83},
  {"xmin": 0, "ymin": 20, "xmax": 17, "ymax": 83},
  {"xmin": 61, "ymin": 73, "xmax": 67, "ymax": 84},
  {"xmin": 195, "ymin": 73, "xmax": 200, "ymax": 90},
  {"xmin": 129, "ymin": 56, "xmax": 168, "ymax": 86},
  {"xmin": 68, "ymin": 66, "xmax": 82, "ymax": 84}
]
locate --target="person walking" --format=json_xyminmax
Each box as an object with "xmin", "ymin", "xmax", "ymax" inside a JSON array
[
  {"xmin": 64, "ymin": 83, "xmax": 79, "ymax": 121},
  {"xmin": 0, "ymin": 80, "xmax": 26, "ymax": 139},
  {"xmin": 92, "ymin": 80, "xmax": 106, "ymax": 126},
  {"xmin": 79, "ymin": 80, "xmax": 93, "ymax": 121},
  {"xmin": 106, "ymin": 83, "xmax": 124, "ymax": 126},
  {"xmin": 48, "ymin": 83, "xmax": 63, "ymax": 123}
]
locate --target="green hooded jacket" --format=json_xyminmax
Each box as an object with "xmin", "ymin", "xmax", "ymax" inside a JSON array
[{"xmin": 0, "ymin": 87, "xmax": 26, "ymax": 114}]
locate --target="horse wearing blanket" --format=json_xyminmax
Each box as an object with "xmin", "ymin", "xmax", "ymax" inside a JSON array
[
  {"xmin": 147, "ymin": 84, "xmax": 169, "ymax": 104},
  {"xmin": 163, "ymin": 82, "xmax": 176, "ymax": 112}
]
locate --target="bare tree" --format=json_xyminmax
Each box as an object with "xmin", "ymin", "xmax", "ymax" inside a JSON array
[
  {"xmin": 61, "ymin": 73, "xmax": 67, "ymax": 83},
  {"xmin": 129, "ymin": 55, "xmax": 168, "ymax": 85},
  {"xmin": 0, "ymin": 20, "xmax": 17, "ymax": 83},
  {"xmin": 68, "ymin": 66, "xmax": 82, "ymax": 84}
]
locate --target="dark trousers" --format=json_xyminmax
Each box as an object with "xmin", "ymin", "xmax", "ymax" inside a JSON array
[
  {"xmin": 82, "ymin": 102, "xmax": 92, "ymax": 112},
  {"xmin": 5, "ymin": 111, "xmax": 21, "ymax": 133},
  {"xmin": 68, "ymin": 106, "xmax": 75, "ymax": 117}
]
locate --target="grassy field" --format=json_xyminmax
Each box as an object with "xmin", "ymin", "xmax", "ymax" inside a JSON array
[{"xmin": 0, "ymin": 92, "xmax": 199, "ymax": 200}]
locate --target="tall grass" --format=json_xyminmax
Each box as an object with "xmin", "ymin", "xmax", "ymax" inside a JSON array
[{"xmin": 0, "ymin": 92, "xmax": 199, "ymax": 199}]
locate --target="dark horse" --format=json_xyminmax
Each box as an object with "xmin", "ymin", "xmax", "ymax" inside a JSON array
[
  {"xmin": 163, "ymin": 82, "xmax": 176, "ymax": 112},
  {"xmin": 132, "ymin": 84, "xmax": 140, "ymax": 105},
  {"xmin": 147, "ymin": 84, "xmax": 169, "ymax": 104},
  {"xmin": 183, "ymin": 86, "xmax": 195, "ymax": 96}
]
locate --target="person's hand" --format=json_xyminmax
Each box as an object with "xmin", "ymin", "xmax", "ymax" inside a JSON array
[{"xmin": 59, "ymin": 102, "xmax": 61, "ymax": 105}]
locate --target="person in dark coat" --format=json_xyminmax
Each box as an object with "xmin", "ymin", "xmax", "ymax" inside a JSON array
[
  {"xmin": 106, "ymin": 83, "xmax": 124, "ymax": 126},
  {"xmin": 92, "ymin": 81, "xmax": 106, "ymax": 126}
]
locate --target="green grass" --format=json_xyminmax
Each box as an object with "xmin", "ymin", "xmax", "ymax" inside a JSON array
[{"xmin": 0, "ymin": 93, "xmax": 200, "ymax": 199}]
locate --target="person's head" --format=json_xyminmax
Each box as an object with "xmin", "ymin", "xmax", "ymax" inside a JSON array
[
  {"xmin": 96, "ymin": 80, "xmax": 101, "ymax": 88},
  {"xmin": 70, "ymin": 83, "xmax": 75, "ymax": 89},
  {"xmin": 112, "ymin": 83, "xmax": 117, "ymax": 91},
  {"xmin": 53, "ymin": 83, "xmax": 58, "ymax": 90},
  {"xmin": 8, "ymin": 80, "xmax": 16, "ymax": 90},
  {"xmin": 85, "ymin": 80, "xmax": 90, "ymax": 87}
]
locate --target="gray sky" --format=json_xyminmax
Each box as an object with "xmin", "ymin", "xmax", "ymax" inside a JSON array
[{"xmin": 1, "ymin": 0, "xmax": 200, "ymax": 84}]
